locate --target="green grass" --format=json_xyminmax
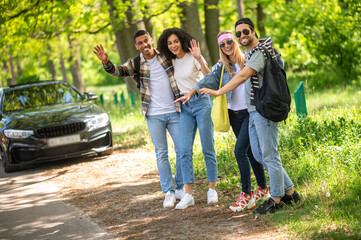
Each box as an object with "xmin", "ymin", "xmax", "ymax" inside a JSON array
[
  {"xmin": 90, "ymin": 82, "xmax": 361, "ymax": 239},
  {"xmin": 276, "ymin": 106, "xmax": 361, "ymax": 239},
  {"xmin": 87, "ymin": 85, "xmax": 148, "ymax": 150}
]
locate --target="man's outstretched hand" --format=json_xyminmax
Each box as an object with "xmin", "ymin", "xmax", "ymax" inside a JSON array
[{"xmin": 93, "ymin": 45, "xmax": 109, "ymax": 64}]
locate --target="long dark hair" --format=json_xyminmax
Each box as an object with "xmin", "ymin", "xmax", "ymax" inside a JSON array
[{"xmin": 157, "ymin": 27, "xmax": 194, "ymax": 61}]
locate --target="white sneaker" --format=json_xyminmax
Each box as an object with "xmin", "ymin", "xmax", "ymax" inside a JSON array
[
  {"xmin": 207, "ymin": 188, "xmax": 218, "ymax": 204},
  {"xmin": 175, "ymin": 193, "xmax": 195, "ymax": 210},
  {"xmin": 163, "ymin": 191, "xmax": 176, "ymax": 208},
  {"xmin": 175, "ymin": 187, "xmax": 185, "ymax": 200}
]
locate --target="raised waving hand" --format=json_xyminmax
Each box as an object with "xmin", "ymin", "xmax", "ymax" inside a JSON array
[
  {"xmin": 93, "ymin": 45, "xmax": 109, "ymax": 64},
  {"xmin": 189, "ymin": 39, "xmax": 201, "ymax": 60},
  {"xmin": 189, "ymin": 39, "xmax": 210, "ymax": 75}
]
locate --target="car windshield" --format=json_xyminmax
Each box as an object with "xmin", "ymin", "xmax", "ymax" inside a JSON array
[{"xmin": 2, "ymin": 83, "xmax": 84, "ymax": 112}]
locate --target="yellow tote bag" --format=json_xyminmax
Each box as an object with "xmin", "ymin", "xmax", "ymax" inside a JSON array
[{"xmin": 211, "ymin": 65, "xmax": 230, "ymax": 132}]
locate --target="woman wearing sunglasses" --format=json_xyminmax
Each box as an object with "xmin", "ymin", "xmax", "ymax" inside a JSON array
[
  {"xmin": 175, "ymin": 30, "xmax": 269, "ymax": 212},
  {"xmin": 157, "ymin": 27, "xmax": 218, "ymax": 210}
]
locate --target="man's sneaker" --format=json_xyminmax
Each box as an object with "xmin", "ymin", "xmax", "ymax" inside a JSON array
[
  {"xmin": 175, "ymin": 187, "xmax": 185, "ymax": 200},
  {"xmin": 207, "ymin": 188, "xmax": 218, "ymax": 204},
  {"xmin": 254, "ymin": 186, "xmax": 271, "ymax": 202},
  {"xmin": 281, "ymin": 190, "xmax": 300, "ymax": 205},
  {"xmin": 229, "ymin": 192, "xmax": 256, "ymax": 212},
  {"xmin": 175, "ymin": 193, "xmax": 195, "ymax": 210},
  {"xmin": 163, "ymin": 191, "xmax": 176, "ymax": 208},
  {"xmin": 253, "ymin": 198, "xmax": 283, "ymax": 214}
]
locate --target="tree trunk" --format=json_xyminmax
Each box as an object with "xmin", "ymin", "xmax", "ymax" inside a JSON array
[
  {"xmin": 8, "ymin": 53, "xmax": 16, "ymax": 86},
  {"xmin": 1, "ymin": 63, "xmax": 7, "ymax": 87},
  {"xmin": 106, "ymin": 0, "xmax": 138, "ymax": 94},
  {"xmin": 48, "ymin": 45, "xmax": 56, "ymax": 80},
  {"xmin": 124, "ymin": 0, "xmax": 145, "ymax": 39},
  {"xmin": 59, "ymin": 52, "xmax": 68, "ymax": 82},
  {"xmin": 143, "ymin": 5, "xmax": 155, "ymax": 39},
  {"xmin": 68, "ymin": 35, "xmax": 85, "ymax": 93},
  {"xmin": 3, "ymin": 62, "xmax": 11, "ymax": 87},
  {"xmin": 285, "ymin": 0, "xmax": 295, "ymax": 3},
  {"xmin": 179, "ymin": 0, "xmax": 211, "ymax": 64},
  {"xmin": 236, "ymin": 0, "xmax": 244, "ymax": 19},
  {"xmin": 16, "ymin": 62, "xmax": 22, "ymax": 78},
  {"xmin": 5, "ymin": 45, "xmax": 17, "ymax": 86},
  {"xmin": 257, "ymin": 3, "xmax": 265, "ymax": 38},
  {"xmin": 49, "ymin": 58, "xmax": 56, "ymax": 80},
  {"xmin": 204, "ymin": 0, "xmax": 219, "ymax": 65},
  {"xmin": 1, "ymin": 63, "xmax": 7, "ymax": 88},
  {"xmin": 57, "ymin": 37, "xmax": 68, "ymax": 82}
]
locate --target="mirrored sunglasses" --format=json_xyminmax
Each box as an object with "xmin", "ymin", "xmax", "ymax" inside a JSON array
[{"xmin": 219, "ymin": 39, "xmax": 233, "ymax": 48}]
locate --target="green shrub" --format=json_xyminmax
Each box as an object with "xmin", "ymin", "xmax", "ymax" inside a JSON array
[{"xmin": 99, "ymin": 82, "xmax": 361, "ymax": 238}]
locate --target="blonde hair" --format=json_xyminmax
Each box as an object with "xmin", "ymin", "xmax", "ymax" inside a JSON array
[{"xmin": 217, "ymin": 30, "xmax": 245, "ymax": 75}]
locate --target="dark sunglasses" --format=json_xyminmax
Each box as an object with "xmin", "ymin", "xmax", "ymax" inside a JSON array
[
  {"xmin": 235, "ymin": 29, "xmax": 250, "ymax": 38},
  {"xmin": 219, "ymin": 39, "xmax": 233, "ymax": 48}
]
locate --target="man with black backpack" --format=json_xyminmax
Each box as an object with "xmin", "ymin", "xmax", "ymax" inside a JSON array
[
  {"xmin": 200, "ymin": 18, "xmax": 299, "ymax": 214},
  {"xmin": 93, "ymin": 30, "xmax": 185, "ymax": 208}
]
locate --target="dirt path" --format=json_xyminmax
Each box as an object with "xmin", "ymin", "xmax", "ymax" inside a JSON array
[
  {"xmin": 44, "ymin": 149, "xmax": 286, "ymax": 240},
  {"xmin": 0, "ymin": 162, "xmax": 115, "ymax": 240}
]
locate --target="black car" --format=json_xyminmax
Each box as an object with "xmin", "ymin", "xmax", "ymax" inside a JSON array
[{"xmin": 0, "ymin": 80, "xmax": 113, "ymax": 173}]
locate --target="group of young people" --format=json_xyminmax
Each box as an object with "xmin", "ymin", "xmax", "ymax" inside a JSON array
[{"xmin": 93, "ymin": 18, "xmax": 300, "ymax": 214}]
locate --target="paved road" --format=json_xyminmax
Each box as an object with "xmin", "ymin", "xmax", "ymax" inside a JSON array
[{"xmin": 0, "ymin": 165, "xmax": 115, "ymax": 240}]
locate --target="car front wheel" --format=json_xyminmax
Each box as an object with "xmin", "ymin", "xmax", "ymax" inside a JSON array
[{"xmin": 1, "ymin": 151, "xmax": 20, "ymax": 173}]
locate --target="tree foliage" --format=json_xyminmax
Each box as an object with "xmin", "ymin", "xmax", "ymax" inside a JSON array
[
  {"xmin": 267, "ymin": 0, "xmax": 361, "ymax": 87},
  {"xmin": 0, "ymin": 0, "xmax": 360, "ymax": 90}
]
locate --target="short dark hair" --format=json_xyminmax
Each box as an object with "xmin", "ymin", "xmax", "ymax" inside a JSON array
[
  {"xmin": 157, "ymin": 27, "xmax": 194, "ymax": 60},
  {"xmin": 235, "ymin": 18, "xmax": 255, "ymax": 29},
  {"xmin": 133, "ymin": 30, "xmax": 150, "ymax": 43},
  {"xmin": 235, "ymin": 18, "xmax": 258, "ymax": 39}
]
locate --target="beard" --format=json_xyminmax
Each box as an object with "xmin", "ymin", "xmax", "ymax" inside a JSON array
[{"xmin": 241, "ymin": 37, "xmax": 254, "ymax": 47}]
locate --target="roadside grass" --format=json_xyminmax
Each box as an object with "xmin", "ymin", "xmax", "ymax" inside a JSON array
[
  {"xmin": 89, "ymin": 82, "xmax": 361, "ymax": 239},
  {"xmin": 87, "ymin": 85, "xmax": 148, "ymax": 150}
]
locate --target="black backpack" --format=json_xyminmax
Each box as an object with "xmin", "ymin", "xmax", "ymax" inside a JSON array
[
  {"xmin": 253, "ymin": 46, "xmax": 291, "ymax": 122},
  {"xmin": 133, "ymin": 55, "xmax": 142, "ymax": 89}
]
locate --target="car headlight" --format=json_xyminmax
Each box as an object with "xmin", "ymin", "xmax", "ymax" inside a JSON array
[
  {"xmin": 4, "ymin": 129, "xmax": 34, "ymax": 139},
  {"xmin": 86, "ymin": 113, "xmax": 110, "ymax": 131}
]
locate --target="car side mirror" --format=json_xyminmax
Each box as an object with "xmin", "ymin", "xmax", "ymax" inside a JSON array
[{"xmin": 85, "ymin": 92, "xmax": 98, "ymax": 101}]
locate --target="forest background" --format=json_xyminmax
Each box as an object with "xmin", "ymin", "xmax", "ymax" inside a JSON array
[
  {"xmin": 1, "ymin": 0, "xmax": 361, "ymax": 239},
  {"xmin": 1, "ymin": 0, "xmax": 360, "ymax": 91}
]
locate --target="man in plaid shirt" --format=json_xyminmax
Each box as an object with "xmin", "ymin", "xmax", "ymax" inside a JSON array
[{"xmin": 94, "ymin": 30, "xmax": 185, "ymax": 208}]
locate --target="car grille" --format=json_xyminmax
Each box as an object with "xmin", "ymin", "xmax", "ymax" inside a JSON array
[
  {"xmin": 34, "ymin": 122, "xmax": 86, "ymax": 138},
  {"xmin": 12, "ymin": 132, "xmax": 112, "ymax": 162}
]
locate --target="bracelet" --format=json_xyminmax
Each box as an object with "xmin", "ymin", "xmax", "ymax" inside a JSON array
[{"xmin": 196, "ymin": 56, "xmax": 202, "ymax": 61}]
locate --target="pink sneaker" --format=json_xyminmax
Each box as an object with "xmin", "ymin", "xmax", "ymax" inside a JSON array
[
  {"xmin": 229, "ymin": 192, "xmax": 256, "ymax": 212},
  {"xmin": 253, "ymin": 186, "xmax": 270, "ymax": 202}
]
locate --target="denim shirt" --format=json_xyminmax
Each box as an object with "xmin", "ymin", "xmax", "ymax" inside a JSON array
[{"xmin": 193, "ymin": 62, "xmax": 236, "ymax": 102}]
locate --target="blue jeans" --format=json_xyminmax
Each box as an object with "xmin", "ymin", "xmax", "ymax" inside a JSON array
[
  {"xmin": 146, "ymin": 112, "xmax": 183, "ymax": 194},
  {"xmin": 180, "ymin": 94, "xmax": 217, "ymax": 183},
  {"xmin": 228, "ymin": 109, "xmax": 267, "ymax": 195},
  {"xmin": 248, "ymin": 111, "xmax": 294, "ymax": 198}
]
